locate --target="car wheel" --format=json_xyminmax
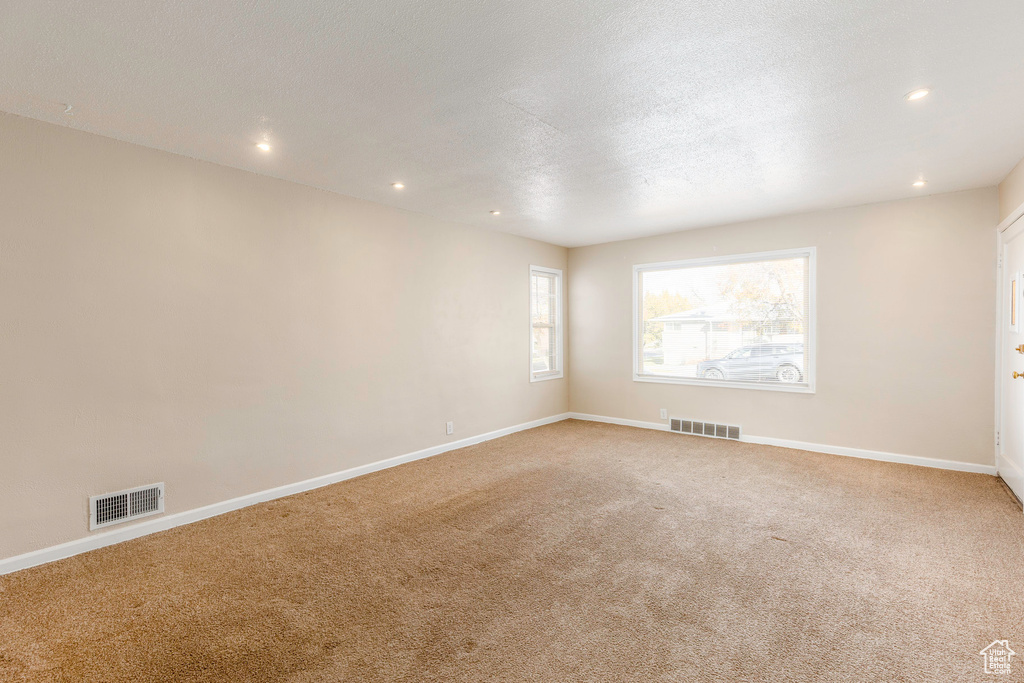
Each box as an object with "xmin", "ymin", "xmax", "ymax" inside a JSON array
[
  {"xmin": 776, "ymin": 365, "xmax": 802, "ymax": 383},
  {"xmin": 703, "ymin": 368, "xmax": 724, "ymax": 380}
]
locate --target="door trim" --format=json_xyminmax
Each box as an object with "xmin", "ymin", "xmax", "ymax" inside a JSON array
[
  {"xmin": 997, "ymin": 200, "xmax": 1024, "ymax": 235},
  {"xmin": 996, "ymin": 203, "xmax": 1024, "ymax": 503}
]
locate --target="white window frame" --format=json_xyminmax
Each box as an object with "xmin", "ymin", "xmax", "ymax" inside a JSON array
[
  {"xmin": 633, "ymin": 247, "xmax": 816, "ymax": 394},
  {"xmin": 530, "ymin": 265, "xmax": 564, "ymax": 382}
]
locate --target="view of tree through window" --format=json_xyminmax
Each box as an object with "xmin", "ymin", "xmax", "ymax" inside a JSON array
[{"xmin": 636, "ymin": 251, "xmax": 813, "ymax": 388}]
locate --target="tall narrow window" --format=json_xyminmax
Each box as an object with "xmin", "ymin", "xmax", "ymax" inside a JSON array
[
  {"xmin": 530, "ymin": 266, "xmax": 563, "ymax": 381},
  {"xmin": 634, "ymin": 248, "xmax": 815, "ymax": 392}
]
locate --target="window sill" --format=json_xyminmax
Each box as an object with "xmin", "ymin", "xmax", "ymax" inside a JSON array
[
  {"xmin": 633, "ymin": 374, "xmax": 815, "ymax": 394},
  {"xmin": 531, "ymin": 372, "xmax": 564, "ymax": 383}
]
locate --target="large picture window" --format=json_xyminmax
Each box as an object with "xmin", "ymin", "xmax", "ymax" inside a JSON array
[
  {"xmin": 530, "ymin": 265, "xmax": 563, "ymax": 382},
  {"xmin": 634, "ymin": 248, "xmax": 815, "ymax": 392}
]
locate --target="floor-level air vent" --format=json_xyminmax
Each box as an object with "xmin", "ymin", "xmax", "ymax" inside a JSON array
[
  {"xmin": 670, "ymin": 418, "xmax": 740, "ymax": 440},
  {"xmin": 90, "ymin": 483, "xmax": 164, "ymax": 530}
]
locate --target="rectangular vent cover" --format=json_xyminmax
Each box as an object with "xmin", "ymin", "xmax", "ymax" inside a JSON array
[
  {"xmin": 90, "ymin": 483, "xmax": 164, "ymax": 530},
  {"xmin": 670, "ymin": 418, "xmax": 741, "ymax": 441}
]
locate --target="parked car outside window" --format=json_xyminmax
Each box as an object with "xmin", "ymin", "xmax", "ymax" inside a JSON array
[{"xmin": 695, "ymin": 343, "xmax": 804, "ymax": 383}]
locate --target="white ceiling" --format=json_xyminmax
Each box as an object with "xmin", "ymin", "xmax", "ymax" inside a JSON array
[{"xmin": 2, "ymin": 1, "xmax": 1024, "ymax": 247}]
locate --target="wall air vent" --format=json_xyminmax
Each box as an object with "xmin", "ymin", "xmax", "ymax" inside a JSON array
[
  {"xmin": 89, "ymin": 483, "xmax": 164, "ymax": 530},
  {"xmin": 669, "ymin": 418, "xmax": 741, "ymax": 441}
]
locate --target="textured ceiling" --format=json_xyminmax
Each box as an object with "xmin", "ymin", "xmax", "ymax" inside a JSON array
[{"xmin": 2, "ymin": 1, "xmax": 1024, "ymax": 246}]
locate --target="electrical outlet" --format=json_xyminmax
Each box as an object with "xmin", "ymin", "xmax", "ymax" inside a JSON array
[
  {"xmin": 660, "ymin": 408, "xmax": 668, "ymax": 420},
  {"xmin": 446, "ymin": 421, "xmax": 454, "ymax": 435}
]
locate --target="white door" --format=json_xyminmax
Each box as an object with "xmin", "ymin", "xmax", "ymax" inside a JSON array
[{"xmin": 1000, "ymin": 221, "xmax": 1024, "ymax": 503}]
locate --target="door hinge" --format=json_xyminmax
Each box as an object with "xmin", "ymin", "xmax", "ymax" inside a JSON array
[{"xmin": 996, "ymin": 431, "xmax": 1001, "ymax": 447}]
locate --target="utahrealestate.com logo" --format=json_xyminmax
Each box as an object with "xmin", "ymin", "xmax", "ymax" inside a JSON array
[{"xmin": 980, "ymin": 640, "xmax": 1016, "ymax": 675}]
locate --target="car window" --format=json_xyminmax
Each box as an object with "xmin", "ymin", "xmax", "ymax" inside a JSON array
[{"xmin": 729, "ymin": 348, "xmax": 753, "ymax": 359}]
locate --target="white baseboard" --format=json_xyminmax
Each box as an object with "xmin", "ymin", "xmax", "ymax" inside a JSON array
[
  {"xmin": 567, "ymin": 412, "xmax": 998, "ymax": 475},
  {"xmin": 997, "ymin": 452, "xmax": 1024, "ymax": 504},
  {"xmin": 3, "ymin": 410, "xmax": 997, "ymax": 575},
  {"xmin": 741, "ymin": 433, "xmax": 996, "ymax": 475},
  {"xmin": 567, "ymin": 413, "xmax": 670, "ymax": 432},
  {"xmin": 0, "ymin": 413, "xmax": 571, "ymax": 576}
]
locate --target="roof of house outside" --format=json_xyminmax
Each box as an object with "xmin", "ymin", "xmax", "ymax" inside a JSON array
[{"xmin": 652, "ymin": 302, "xmax": 801, "ymax": 324}]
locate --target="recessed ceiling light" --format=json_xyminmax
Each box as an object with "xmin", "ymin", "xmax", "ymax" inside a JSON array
[
  {"xmin": 490, "ymin": 210, "xmax": 501, "ymax": 215},
  {"xmin": 905, "ymin": 88, "xmax": 931, "ymax": 101},
  {"xmin": 913, "ymin": 180, "xmax": 927, "ymax": 188},
  {"xmin": 256, "ymin": 142, "xmax": 271, "ymax": 152},
  {"xmin": 392, "ymin": 182, "xmax": 405, "ymax": 189}
]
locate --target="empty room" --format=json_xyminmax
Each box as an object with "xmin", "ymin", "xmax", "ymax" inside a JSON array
[{"xmin": 2, "ymin": 1, "xmax": 1024, "ymax": 681}]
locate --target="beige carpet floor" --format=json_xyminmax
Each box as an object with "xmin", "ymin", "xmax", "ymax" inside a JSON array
[{"xmin": 1, "ymin": 420, "xmax": 1023, "ymax": 682}]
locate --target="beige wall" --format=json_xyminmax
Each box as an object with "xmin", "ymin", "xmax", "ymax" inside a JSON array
[
  {"xmin": 1000, "ymin": 157, "xmax": 1024, "ymax": 223},
  {"xmin": 0, "ymin": 112, "xmax": 568, "ymax": 560},
  {"xmin": 569, "ymin": 188, "xmax": 998, "ymax": 466}
]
